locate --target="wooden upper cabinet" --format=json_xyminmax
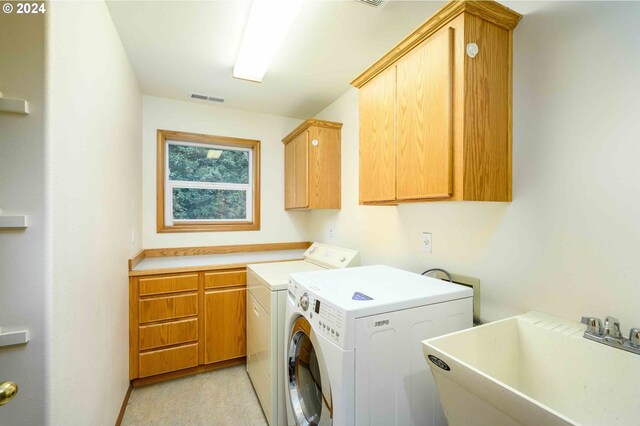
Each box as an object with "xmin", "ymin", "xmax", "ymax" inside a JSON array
[
  {"xmin": 353, "ymin": 0, "xmax": 521, "ymax": 203},
  {"xmin": 359, "ymin": 66, "xmax": 396, "ymax": 204},
  {"xmin": 283, "ymin": 119, "xmax": 342, "ymax": 210}
]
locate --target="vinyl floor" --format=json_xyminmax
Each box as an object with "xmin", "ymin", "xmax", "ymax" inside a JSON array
[{"xmin": 121, "ymin": 365, "xmax": 268, "ymax": 426}]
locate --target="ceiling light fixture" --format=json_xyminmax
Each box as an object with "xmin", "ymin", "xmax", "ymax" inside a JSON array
[
  {"xmin": 207, "ymin": 149, "xmax": 223, "ymax": 160},
  {"xmin": 233, "ymin": 0, "xmax": 303, "ymax": 83}
]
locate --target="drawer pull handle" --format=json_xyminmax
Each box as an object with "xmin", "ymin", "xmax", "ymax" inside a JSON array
[{"xmin": 253, "ymin": 306, "xmax": 259, "ymax": 317}]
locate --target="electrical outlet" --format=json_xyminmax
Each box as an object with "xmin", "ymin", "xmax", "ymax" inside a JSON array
[
  {"xmin": 328, "ymin": 227, "xmax": 335, "ymax": 238},
  {"xmin": 422, "ymin": 232, "xmax": 432, "ymax": 253}
]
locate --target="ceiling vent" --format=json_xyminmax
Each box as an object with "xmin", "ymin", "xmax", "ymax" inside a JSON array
[
  {"xmin": 189, "ymin": 93, "xmax": 225, "ymax": 103},
  {"xmin": 357, "ymin": 0, "xmax": 387, "ymax": 8}
]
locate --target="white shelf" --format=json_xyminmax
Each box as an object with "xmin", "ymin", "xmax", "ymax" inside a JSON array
[
  {"xmin": 0, "ymin": 91, "xmax": 29, "ymax": 114},
  {"xmin": 0, "ymin": 329, "xmax": 29, "ymax": 347},
  {"xmin": 0, "ymin": 216, "xmax": 28, "ymax": 228}
]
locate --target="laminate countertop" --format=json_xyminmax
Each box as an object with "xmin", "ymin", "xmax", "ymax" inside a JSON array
[{"xmin": 132, "ymin": 249, "xmax": 307, "ymax": 272}]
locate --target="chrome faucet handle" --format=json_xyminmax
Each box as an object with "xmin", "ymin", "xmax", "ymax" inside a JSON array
[
  {"xmin": 629, "ymin": 328, "xmax": 640, "ymax": 347},
  {"xmin": 603, "ymin": 316, "xmax": 623, "ymax": 339},
  {"xmin": 581, "ymin": 316, "xmax": 602, "ymax": 334}
]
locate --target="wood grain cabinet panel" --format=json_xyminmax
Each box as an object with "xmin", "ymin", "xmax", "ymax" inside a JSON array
[
  {"xmin": 138, "ymin": 273, "xmax": 198, "ymax": 296},
  {"xmin": 308, "ymin": 126, "xmax": 341, "ymax": 209},
  {"xmin": 138, "ymin": 343, "xmax": 199, "ymax": 378},
  {"xmin": 293, "ymin": 131, "xmax": 309, "ymax": 209},
  {"xmin": 462, "ymin": 14, "xmax": 512, "ymax": 201},
  {"xmin": 139, "ymin": 294, "xmax": 198, "ymax": 324},
  {"xmin": 396, "ymin": 28, "xmax": 453, "ymax": 200},
  {"xmin": 204, "ymin": 270, "xmax": 246, "ymax": 289},
  {"xmin": 204, "ymin": 288, "xmax": 246, "ymax": 364},
  {"xmin": 283, "ymin": 119, "xmax": 342, "ymax": 210},
  {"xmin": 284, "ymin": 141, "xmax": 297, "ymax": 209},
  {"xmin": 359, "ymin": 66, "xmax": 397, "ymax": 204},
  {"xmin": 139, "ymin": 318, "xmax": 198, "ymax": 351},
  {"xmin": 352, "ymin": 1, "xmax": 521, "ymax": 203}
]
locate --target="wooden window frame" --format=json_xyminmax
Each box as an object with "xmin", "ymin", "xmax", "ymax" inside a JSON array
[{"xmin": 157, "ymin": 129, "xmax": 261, "ymax": 233}]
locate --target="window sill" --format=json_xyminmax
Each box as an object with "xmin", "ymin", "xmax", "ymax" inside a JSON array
[{"xmin": 157, "ymin": 222, "xmax": 260, "ymax": 233}]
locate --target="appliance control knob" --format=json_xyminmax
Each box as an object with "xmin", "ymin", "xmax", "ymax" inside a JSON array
[
  {"xmin": 340, "ymin": 257, "xmax": 346, "ymax": 262},
  {"xmin": 300, "ymin": 293, "xmax": 309, "ymax": 312}
]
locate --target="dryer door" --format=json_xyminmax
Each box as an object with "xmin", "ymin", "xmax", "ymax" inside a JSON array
[{"xmin": 287, "ymin": 316, "xmax": 332, "ymax": 426}]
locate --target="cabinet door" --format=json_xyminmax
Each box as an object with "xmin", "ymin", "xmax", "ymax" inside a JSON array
[
  {"xmin": 284, "ymin": 139, "xmax": 296, "ymax": 209},
  {"xmin": 308, "ymin": 126, "xmax": 340, "ymax": 209},
  {"xmin": 359, "ymin": 66, "xmax": 396, "ymax": 203},
  {"xmin": 204, "ymin": 288, "xmax": 246, "ymax": 364},
  {"xmin": 396, "ymin": 28, "xmax": 453, "ymax": 200}
]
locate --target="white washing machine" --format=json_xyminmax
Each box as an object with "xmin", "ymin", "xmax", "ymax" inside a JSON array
[
  {"xmin": 284, "ymin": 265, "xmax": 473, "ymax": 426},
  {"xmin": 246, "ymin": 243, "xmax": 359, "ymax": 426}
]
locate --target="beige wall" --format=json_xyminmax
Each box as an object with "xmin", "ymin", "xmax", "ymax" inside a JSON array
[
  {"xmin": 308, "ymin": 1, "xmax": 640, "ymax": 327},
  {"xmin": 46, "ymin": 2, "xmax": 142, "ymax": 424},
  {"xmin": 142, "ymin": 96, "xmax": 308, "ymax": 248},
  {"xmin": 0, "ymin": 12, "xmax": 47, "ymax": 426}
]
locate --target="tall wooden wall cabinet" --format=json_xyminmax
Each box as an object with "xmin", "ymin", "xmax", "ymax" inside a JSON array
[
  {"xmin": 353, "ymin": 0, "xmax": 522, "ymax": 204},
  {"xmin": 283, "ymin": 119, "xmax": 342, "ymax": 210}
]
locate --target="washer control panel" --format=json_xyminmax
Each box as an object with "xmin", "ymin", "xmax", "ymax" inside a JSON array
[
  {"xmin": 310, "ymin": 296, "xmax": 344, "ymax": 346},
  {"xmin": 289, "ymin": 278, "xmax": 347, "ymax": 348}
]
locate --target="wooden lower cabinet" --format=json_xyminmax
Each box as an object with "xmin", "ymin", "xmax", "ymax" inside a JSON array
[
  {"xmin": 204, "ymin": 288, "xmax": 246, "ymax": 364},
  {"xmin": 130, "ymin": 269, "xmax": 247, "ymax": 383}
]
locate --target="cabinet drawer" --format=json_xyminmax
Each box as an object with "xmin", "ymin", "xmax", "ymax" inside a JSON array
[
  {"xmin": 138, "ymin": 343, "xmax": 198, "ymax": 378},
  {"xmin": 138, "ymin": 273, "xmax": 198, "ymax": 297},
  {"xmin": 139, "ymin": 318, "xmax": 198, "ymax": 351},
  {"xmin": 204, "ymin": 270, "xmax": 246, "ymax": 289},
  {"xmin": 139, "ymin": 294, "xmax": 198, "ymax": 324}
]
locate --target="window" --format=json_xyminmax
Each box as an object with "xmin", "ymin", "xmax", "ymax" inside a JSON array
[{"xmin": 157, "ymin": 130, "xmax": 260, "ymax": 232}]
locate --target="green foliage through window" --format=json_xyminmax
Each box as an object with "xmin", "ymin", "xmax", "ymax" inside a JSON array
[
  {"xmin": 167, "ymin": 141, "xmax": 252, "ymax": 222},
  {"xmin": 168, "ymin": 144, "xmax": 249, "ymax": 184},
  {"xmin": 172, "ymin": 188, "xmax": 247, "ymax": 220}
]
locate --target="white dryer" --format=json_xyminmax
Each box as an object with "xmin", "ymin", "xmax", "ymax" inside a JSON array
[
  {"xmin": 246, "ymin": 243, "xmax": 359, "ymax": 426},
  {"xmin": 284, "ymin": 265, "xmax": 473, "ymax": 426}
]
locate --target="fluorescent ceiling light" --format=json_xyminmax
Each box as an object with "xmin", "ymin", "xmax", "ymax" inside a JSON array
[
  {"xmin": 207, "ymin": 149, "xmax": 223, "ymax": 159},
  {"xmin": 233, "ymin": 0, "xmax": 303, "ymax": 83}
]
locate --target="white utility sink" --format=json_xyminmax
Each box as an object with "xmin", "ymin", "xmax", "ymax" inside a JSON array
[{"xmin": 422, "ymin": 311, "xmax": 640, "ymax": 425}]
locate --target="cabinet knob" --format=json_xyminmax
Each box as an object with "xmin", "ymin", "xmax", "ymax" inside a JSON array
[
  {"xmin": 466, "ymin": 43, "xmax": 479, "ymax": 58},
  {"xmin": 311, "ymin": 139, "xmax": 319, "ymax": 147}
]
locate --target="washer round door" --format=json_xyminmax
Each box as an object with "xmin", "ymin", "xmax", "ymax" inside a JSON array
[{"xmin": 287, "ymin": 316, "xmax": 332, "ymax": 426}]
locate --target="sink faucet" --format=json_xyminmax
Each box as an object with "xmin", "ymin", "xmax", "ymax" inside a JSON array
[{"xmin": 581, "ymin": 315, "xmax": 640, "ymax": 355}]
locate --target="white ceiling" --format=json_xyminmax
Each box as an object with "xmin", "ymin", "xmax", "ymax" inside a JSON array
[{"xmin": 106, "ymin": 0, "xmax": 444, "ymax": 119}]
